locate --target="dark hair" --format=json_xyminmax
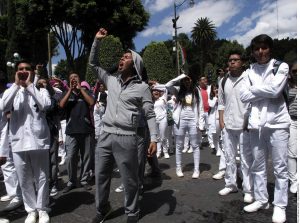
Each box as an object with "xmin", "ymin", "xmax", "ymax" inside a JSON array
[
  {"xmin": 177, "ymin": 77, "xmax": 200, "ymax": 107},
  {"xmin": 94, "ymin": 81, "xmax": 107, "ymax": 100},
  {"xmin": 15, "ymin": 59, "xmax": 35, "ymax": 70},
  {"xmin": 228, "ymin": 49, "xmax": 247, "ymax": 61},
  {"xmin": 209, "ymin": 83, "xmax": 218, "ymax": 100},
  {"xmin": 250, "ymin": 34, "xmax": 274, "ymax": 52},
  {"xmin": 37, "ymin": 77, "xmax": 55, "ymax": 96}
]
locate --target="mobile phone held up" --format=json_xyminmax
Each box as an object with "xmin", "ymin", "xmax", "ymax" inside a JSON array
[{"xmin": 18, "ymin": 71, "xmax": 29, "ymax": 81}]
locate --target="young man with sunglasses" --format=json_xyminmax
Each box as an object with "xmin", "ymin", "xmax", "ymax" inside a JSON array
[{"xmin": 217, "ymin": 50, "xmax": 254, "ymax": 204}]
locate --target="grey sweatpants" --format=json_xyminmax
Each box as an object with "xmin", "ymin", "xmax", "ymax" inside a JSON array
[
  {"xmin": 95, "ymin": 132, "xmax": 139, "ymax": 217},
  {"xmin": 65, "ymin": 134, "xmax": 91, "ymax": 186}
]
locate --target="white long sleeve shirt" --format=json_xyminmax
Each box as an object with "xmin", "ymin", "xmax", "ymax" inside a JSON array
[
  {"xmin": 240, "ymin": 59, "xmax": 290, "ymax": 129},
  {"xmin": 218, "ymin": 73, "xmax": 249, "ymax": 130},
  {"xmin": 0, "ymin": 93, "xmax": 9, "ymax": 157},
  {"xmin": 155, "ymin": 74, "xmax": 205, "ymax": 130},
  {"xmin": 0, "ymin": 83, "xmax": 51, "ymax": 152}
]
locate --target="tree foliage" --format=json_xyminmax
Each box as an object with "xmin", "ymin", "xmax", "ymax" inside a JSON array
[
  {"xmin": 214, "ymin": 40, "xmax": 245, "ymax": 69},
  {"xmin": 19, "ymin": 0, "xmax": 149, "ymax": 71},
  {"xmin": 85, "ymin": 35, "xmax": 124, "ymax": 86},
  {"xmin": 143, "ymin": 42, "xmax": 175, "ymax": 83}
]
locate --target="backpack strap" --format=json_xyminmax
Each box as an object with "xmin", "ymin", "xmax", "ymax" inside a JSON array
[
  {"xmin": 221, "ymin": 73, "xmax": 229, "ymax": 92},
  {"xmin": 272, "ymin": 60, "xmax": 283, "ymax": 75},
  {"xmin": 272, "ymin": 60, "xmax": 289, "ymax": 106}
]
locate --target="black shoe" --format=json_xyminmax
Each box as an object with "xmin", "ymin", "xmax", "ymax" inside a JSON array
[
  {"xmin": 145, "ymin": 171, "xmax": 161, "ymax": 178},
  {"xmin": 63, "ymin": 185, "xmax": 76, "ymax": 193},
  {"xmin": 82, "ymin": 184, "xmax": 92, "ymax": 191},
  {"xmin": 2, "ymin": 197, "xmax": 23, "ymax": 212},
  {"xmin": 91, "ymin": 204, "xmax": 112, "ymax": 223},
  {"xmin": 127, "ymin": 215, "xmax": 139, "ymax": 223}
]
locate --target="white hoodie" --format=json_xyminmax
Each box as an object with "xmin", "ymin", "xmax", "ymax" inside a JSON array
[{"xmin": 240, "ymin": 58, "xmax": 290, "ymax": 129}]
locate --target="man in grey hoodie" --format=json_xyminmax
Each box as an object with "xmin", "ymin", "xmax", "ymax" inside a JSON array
[{"xmin": 88, "ymin": 28, "xmax": 157, "ymax": 223}]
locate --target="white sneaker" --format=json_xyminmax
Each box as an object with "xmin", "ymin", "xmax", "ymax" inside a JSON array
[
  {"xmin": 176, "ymin": 167, "xmax": 184, "ymax": 177},
  {"xmin": 164, "ymin": 153, "xmax": 170, "ymax": 159},
  {"xmin": 156, "ymin": 152, "xmax": 162, "ymax": 158},
  {"xmin": 218, "ymin": 187, "xmax": 238, "ymax": 196},
  {"xmin": 192, "ymin": 170, "xmax": 199, "ymax": 179},
  {"xmin": 25, "ymin": 211, "xmax": 37, "ymax": 223},
  {"xmin": 38, "ymin": 210, "xmax": 50, "ymax": 223},
  {"xmin": 212, "ymin": 171, "xmax": 225, "ymax": 180},
  {"xmin": 187, "ymin": 147, "xmax": 193, "ymax": 153},
  {"xmin": 0, "ymin": 218, "xmax": 9, "ymax": 223},
  {"xmin": 182, "ymin": 147, "xmax": 188, "ymax": 153},
  {"xmin": 243, "ymin": 193, "xmax": 254, "ymax": 203},
  {"xmin": 59, "ymin": 157, "xmax": 66, "ymax": 166},
  {"xmin": 115, "ymin": 184, "xmax": 124, "ymax": 193},
  {"xmin": 243, "ymin": 201, "xmax": 269, "ymax": 213},
  {"xmin": 290, "ymin": 182, "xmax": 297, "ymax": 194},
  {"xmin": 0, "ymin": 195, "xmax": 13, "ymax": 202},
  {"xmin": 272, "ymin": 206, "xmax": 286, "ymax": 223}
]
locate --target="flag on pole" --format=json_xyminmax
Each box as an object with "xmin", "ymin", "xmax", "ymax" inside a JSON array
[{"xmin": 178, "ymin": 43, "xmax": 187, "ymax": 68}]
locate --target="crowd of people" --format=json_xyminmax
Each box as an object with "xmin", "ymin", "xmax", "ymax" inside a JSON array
[{"xmin": 0, "ymin": 29, "xmax": 297, "ymax": 223}]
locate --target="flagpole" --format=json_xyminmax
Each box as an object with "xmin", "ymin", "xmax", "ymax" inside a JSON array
[{"xmin": 173, "ymin": 0, "xmax": 195, "ymax": 76}]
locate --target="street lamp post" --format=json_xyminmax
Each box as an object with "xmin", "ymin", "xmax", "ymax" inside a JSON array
[
  {"xmin": 172, "ymin": 0, "xmax": 195, "ymax": 76},
  {"xmin": 6, "ymin": 52, "xmax": 20, "ymax": 81}
]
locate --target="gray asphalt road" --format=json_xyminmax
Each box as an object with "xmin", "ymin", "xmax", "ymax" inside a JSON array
[{"xmin": 0, "ymin": 140, "xmax": 297, "ymax": 223}]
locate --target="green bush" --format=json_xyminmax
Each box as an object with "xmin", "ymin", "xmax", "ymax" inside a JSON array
[
  {"xmin": 143, "ymin": 41, "xmax": 175, "ymax": 84},
  {"xmin": 86, "ymin": 35, "xmax": 123, "ymax": 86}
]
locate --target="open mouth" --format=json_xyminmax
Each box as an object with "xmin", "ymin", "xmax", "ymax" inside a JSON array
[{"xmin": 118, "ymin": 61, "xmax": 124, "ymax": 70}]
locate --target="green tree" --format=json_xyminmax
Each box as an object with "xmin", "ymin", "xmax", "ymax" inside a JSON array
[
  {"xmin": 245, "ymin": 37, "xmax": 297, "ymax": 65},
  {"xmin": 215, "ymin": 40, "xmax": 245, "ymax": 69},
  {"xmin": 143, "ymin": 42, "xmax": 175, "ymax": 83},
  {"xmin": 54, "ymin": 59, "xmax": 68, "ymax": 80},
  {"xmin": 85, "ymin": 35, "xmax": 123, "ymax": 86},
  {"xmin": 191, "ymin": 17, "xmax": 217, "ymax": 75},
  {"xmin": 21, "ymin": 0, "xmax": 149, "ymax": 72},
  {"xmin": 3, "ymin": 0, "xmax": 59, "ymax": 80}
]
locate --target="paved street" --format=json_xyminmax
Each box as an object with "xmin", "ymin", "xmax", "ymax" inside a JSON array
[{"xmin": 0, "ymin": 140, "xmax": 297, "ymax": 223}]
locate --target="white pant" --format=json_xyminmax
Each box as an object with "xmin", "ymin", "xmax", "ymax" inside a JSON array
[
  {"xmin": 250, "ymin": 128, "xmax": 289, "ymax": 207},
  {"xmin": 174, "ymin": 118, "xmax": 201, "ymax": 171},
  {"xmin": 156, "ymin": 117, "xmax": 168, "ymax": 154},
  {"xmin": 223, "ymin": 128, "xmax": 253, "ymax": 194},
  {"xmin": 288, "ymin": 120, "xmax": 297, "ymax": 184},
  {"xmin": 58, "ymin": 119, "xmax": 66, "ymax": 158},
  {"xmin": 13, "ymin": 150, "xmax": 49, "ymax": 213},
  {"xmin": 1, "ymin": 150, "xmax": 20, "ymax": 198},
  {"xmin": 218, "ymin": 130, "xmax": 226, "ymax": 171}
]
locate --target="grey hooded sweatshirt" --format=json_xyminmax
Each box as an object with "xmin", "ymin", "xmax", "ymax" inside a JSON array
[{"xmin": 89, "ymin": 38, "xmax": 157, "ymax": 141}]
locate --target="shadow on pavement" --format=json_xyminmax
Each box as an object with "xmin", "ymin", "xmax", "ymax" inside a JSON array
[
  {"xmin": 140, "ymin": 189, "xmax": 176, "ymax": 218},
  {"xmin": 50, "ymin": 191, "xmax": 94, "ymax": 217},
  {"xmin": 183, "ymin": 163, "xmax": 211, "ymax": 173}
]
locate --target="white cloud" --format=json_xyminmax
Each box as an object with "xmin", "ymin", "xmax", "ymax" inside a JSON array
[
  {"xmin": 229, "ymin": 0, "xmax": 297, "ymax": 47},
  {"xmin": 148, "ymin": 0, "xmax": 172, "ymax": 13},
  {"xmin": 141, "ymin": 0, "xmax": 242, "ymax": 37}
]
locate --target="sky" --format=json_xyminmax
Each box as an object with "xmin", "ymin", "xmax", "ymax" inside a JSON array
[
  {"xmin": 52, "ymin": 0, "xmax": 297, "ymax": 64},
  {"xmin": 134, "ymin": 0, "xmax": 297, "ymax": 51}
]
